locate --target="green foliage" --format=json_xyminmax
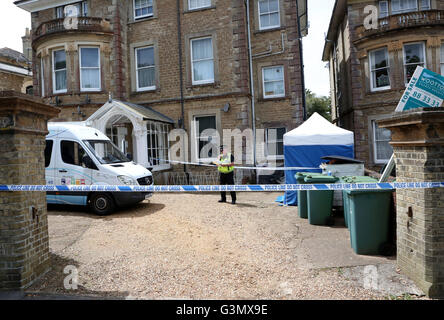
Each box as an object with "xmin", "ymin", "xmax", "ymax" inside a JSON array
[{"xmin": 306, "ymin": 89, "xmax": 332, "ymax": 122}]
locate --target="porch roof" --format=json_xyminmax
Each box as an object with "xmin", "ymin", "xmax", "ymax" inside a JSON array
[
  {"xmin": 88, "ymin": 100, "xmax": 175, "ymax": 125},
  {"xmin": 115, "ymin": 100, "xmax": 175, "ymax": 124}
]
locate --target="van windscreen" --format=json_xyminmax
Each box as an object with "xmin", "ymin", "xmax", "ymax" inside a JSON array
[{"xmin": 83, "ymin": 140, "xmax": 129, "ymax": 164}]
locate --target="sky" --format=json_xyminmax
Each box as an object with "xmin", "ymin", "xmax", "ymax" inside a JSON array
[{"xmin": 0, "ymin": 0, "xmax": 336, "ymax": 97}]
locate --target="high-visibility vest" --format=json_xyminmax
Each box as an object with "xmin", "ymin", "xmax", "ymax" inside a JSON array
[{"xmin": 218, "ymin": 153, "xmax": 234, "ymax": 174}]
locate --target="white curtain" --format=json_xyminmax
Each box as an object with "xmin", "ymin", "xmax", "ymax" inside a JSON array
[
  {"xmin": 137, "ymin": 47, "xmax": 155, "ymax": 88},
  {"xmin": 138, "ymin": 68, "xmax": 155, "ymax": 88},
  {"xmin": 189, "ymin": 0, "xmax": 211, "ymax": 9},
  {"xmin": 192, "ymin": 38, "xmax": 214, "ymax": 82},
  {"xmin": 80, "ymin": 48, "xmax": 100, "ymax": 89}
]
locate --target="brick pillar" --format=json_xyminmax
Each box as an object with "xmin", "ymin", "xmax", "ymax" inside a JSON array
[
  {"xmin": 0, "ymin": 91, "xmax": 59, "ymax": 291},
  {"xmin": 378, "ymin": 108, "xmax": 444, "ymax": 298}
]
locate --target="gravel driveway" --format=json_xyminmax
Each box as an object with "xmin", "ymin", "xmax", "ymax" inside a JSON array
[{"xmin": 27, "ymin": 192, "xmax": 420, "ymax": 300}]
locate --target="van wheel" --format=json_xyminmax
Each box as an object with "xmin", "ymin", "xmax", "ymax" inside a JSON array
[{"xmin": 89, "ymin": 193, "xmax": 115, "ymax": 216}]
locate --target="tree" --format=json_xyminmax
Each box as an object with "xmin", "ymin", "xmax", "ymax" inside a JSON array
[{"xmin": 305, "ymin": 89, "xmax": 332, "ymax": 122}]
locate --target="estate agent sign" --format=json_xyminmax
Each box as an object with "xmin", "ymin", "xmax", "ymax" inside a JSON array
[{"xmin": 395, "ymin": 66, "xmax": 444, "ymax": 112}]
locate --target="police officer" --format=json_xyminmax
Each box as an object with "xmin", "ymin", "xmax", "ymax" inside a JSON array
[{"xmin": 215, "ymin": 145, "xmax": 236, "ymax": 204}]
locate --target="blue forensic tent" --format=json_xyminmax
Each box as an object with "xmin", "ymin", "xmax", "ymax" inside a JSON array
[{"xmin": 283, "ymin": 112, "xmax": 354, "ymax": 206}]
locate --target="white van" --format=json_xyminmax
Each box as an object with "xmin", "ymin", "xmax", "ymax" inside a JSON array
[{"xmin": 45, "ymin": 123, "xmax": 153, "ymax": 215}]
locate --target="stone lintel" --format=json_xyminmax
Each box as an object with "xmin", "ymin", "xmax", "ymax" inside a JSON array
[
  {"xmin": 377, "ymin": 108, "xmax": 444, "ymax": 147},
  {"xmin": 0, "ymin": 91, "xmax": 60, "ymax": 135}
]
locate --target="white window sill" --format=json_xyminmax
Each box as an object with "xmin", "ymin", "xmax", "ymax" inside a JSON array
[
  {"xmin": 137, "ymin": 86, "xmax": 156, "ymax": 92},
  {"xmin": 53, "ymin": 90, "xmax": 67, "ymax": 94},
  {"xmin": 263, "ymin": 94, "xmax": 285, "ymax": 99},
  {"xmin": 134, "ymin": 13, "xmax": 154, "ymax": 20},
  {"xmin": 192, "ymin": 80, "xmax": 215, "ymax": 86},
  {"xmin": 81, "ymin": 88, "xmax": 101, "ymax": 92},
  {"xmin": 259, "ymin": 25, "xmax": 281, "ymax": 31},
  {"xmin": 370, "ymin": 86, "xmax": 391, "ymax": 92}
]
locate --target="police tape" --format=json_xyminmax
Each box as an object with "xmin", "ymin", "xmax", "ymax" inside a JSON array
[{"xmin": 1, "ymin": 182, "xmax": 443, "ymax": 192}]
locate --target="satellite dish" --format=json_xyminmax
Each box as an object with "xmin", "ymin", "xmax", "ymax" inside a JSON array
[{"xmin": 223, "ymin": 103, "xmax": 230, "ymax": 113}]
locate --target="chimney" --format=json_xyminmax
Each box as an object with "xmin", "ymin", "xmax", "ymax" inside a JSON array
[{"xmin": 22, "ymin": 28, "xmax": 32, "ymax": 62}]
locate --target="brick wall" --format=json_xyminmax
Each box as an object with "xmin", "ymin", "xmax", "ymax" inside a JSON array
[
  {"xmin": 326, "ymin": 0, "xmax": 444, "ymax": 170},
  {"xmin": 0, "ymin": 92, "xmax": 59, "ymax": 290},
  {"xmin": 379, "ymin": 110, "xmax": 444, "ymax": 298}
]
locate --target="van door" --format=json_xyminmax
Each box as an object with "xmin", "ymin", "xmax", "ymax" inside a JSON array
[
  {"xmin": 53, "ymin": 140, "xmax": 95, "ymax": 206},
  {"xmin": 45, "ymin": 139, "xmax": 58, "ymax": 204}
]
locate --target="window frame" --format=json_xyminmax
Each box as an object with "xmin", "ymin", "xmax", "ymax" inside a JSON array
[
  {"xmin": 193, "ymin": 114, "xmax": 218, "ymax": 162},
  {"xmin": 188, "ymin": 0, "xmax": 212, "ymax": 10},
  {"xmin": 379, "ymin": 1, "xmax": 389, "ymax": 18},
  {"xmin": 56, "ymin": 1, "xmax": 88, "ymax": 18},
  {"xmin": 258, "ymin": 0, "xmax": 281, "ymax": 31},
  {"xmin": 391, "ymin": 0, "xmax": 418, "ymax": 15},
  {"xmin": 262, "ymin": 65, "xmax": 285, "ymax": 99},
  {"xmin": 402, "ymin": 41, "xmax": 426, "ymax": 85},
  {"xmin": 133, "ymin": 0, "xmax": 154, "ymax": 20},
  {"xmin": 45, "ymin": 140, "xmax": 54, "ymax": 168},
  {"xmin": 265, "ymin": 127, "xmax": 286, "ymax": 160},
  {"xmin": 147, "ymin": 121, "xmax": 171, "ymax": 171},
  {"xmin": 190, "ymin": 36, "xmax": 215, "ymax": 85},
  {"xmin": 52, "ymin": 49, "xmax": 67, "ymax": 94},
  {"xmin": 135, "ymin": 46, "xmax": 156, "ymax": 92},
  {"xmin": 372, "ymin": 121, "xmax": 393, "ymax": 164},
  {"xmin": 440, "ymin": 43, "xmax": 444, "ymax": 76},
  {"xmin": 40, "ymin": 57, "xmax": 45, "ymax": 97},
  {"xmin": 79, "ymin": 46, "xmax": 101, "ymax": 92},
  {"xmin": 369, "ymin": 47, "xmax": 391, "ymax": 92}
]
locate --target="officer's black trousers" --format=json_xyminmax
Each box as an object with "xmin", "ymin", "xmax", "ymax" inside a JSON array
[{"xmin": 219, "ymin": 171, "xmax": 236, "ymax": 202}]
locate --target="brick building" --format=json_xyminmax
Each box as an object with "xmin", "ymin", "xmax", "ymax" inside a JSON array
[
  {"xmin": 15, "ymin": 0, "xmax": 308, "ymax": 177},
  {"xmin": 0, "ymin": 44, "xmax": 33, "ymax": 94},
  {"xmin": 322, "ymin": 0, "xmax": 444, "ymax": 170}
]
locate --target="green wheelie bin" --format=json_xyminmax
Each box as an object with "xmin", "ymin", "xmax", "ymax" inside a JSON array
[
  {"xmin": 341, "ymin": 176, "xmax": 378, "ymax": 229},
  {"xmin": 345, "ymin": 179, "xmax": 393, "ymax": 255},
  {"xmin": 305, "ymin": 175, "xmax": 339, "ymax": 226},
  {"xmin": 296, "ymin": 172, "xmax": 323, "ymax": 219}
]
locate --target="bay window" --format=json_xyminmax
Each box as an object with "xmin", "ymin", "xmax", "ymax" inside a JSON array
[
  {"xmin": 191, "ymin": 37, "xmax": 214, "ymax": 85},
  {"xmin": 258, "ymin": 0, "xmax": 280, "ymax": 30},
  {"xmin": 52, "ymin": 49, "xmax": 67, "ymax": 93},
  {"xmin": 380, "ymin": 0, "xmax": 431, "ymax": 16},
  {"xmin": 136, "ymin": 46, "xmax": 156, "ymax": 91},
  {"xmin": 134, "ymin": 0, "xmax": 153, "ymax": 20},
  {"xmin": 391, "ymin": 0, "xmax": 418, "ymax": 14},
  {"xmin": 403, "ymin": 42, "xmax": 426, "ymax": 84},
  {"xmin": 369, "ymin": 48, "xmax": 390, "ymax": 91},
  {"xmin": 262, "ymin": 66, "xmax": 285, "ymax": 98},
  {"xmin": 80, "ymin": 47, "xmax": 101, "ymax": 91}
]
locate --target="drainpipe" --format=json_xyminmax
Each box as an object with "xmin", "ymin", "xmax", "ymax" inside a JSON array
[
  {"xmin": 176, "ymin": 0, "xmax": 187, "ymax": 178},
  {"xmin": 245, "ymin": 0, "xmax": 257, "ymax": 172},
  {"xmin": 295, "ymin": 1, "xmax": 307, "ymax": 121}
]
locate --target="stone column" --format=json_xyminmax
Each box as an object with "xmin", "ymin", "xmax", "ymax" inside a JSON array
[
  {"xmin": 0, "ymin": 91, "xmax": 59, "ymax": 292},
  {"xmin": 378, "ymin": 108, "xmax": 444, "ymax": 298}
]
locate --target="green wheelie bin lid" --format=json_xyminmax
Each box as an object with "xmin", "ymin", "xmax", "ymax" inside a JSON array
[{"xmin": 304, "ymin": 175, "xmax": 338, "ymax": 184}]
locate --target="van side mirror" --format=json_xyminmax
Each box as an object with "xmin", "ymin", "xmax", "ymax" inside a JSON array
[{"xmin": 126, "ymin": 153, "xmax": 133, "ymax": 161}]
